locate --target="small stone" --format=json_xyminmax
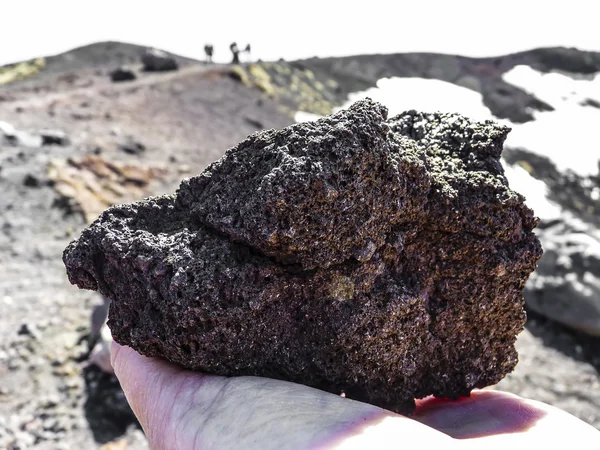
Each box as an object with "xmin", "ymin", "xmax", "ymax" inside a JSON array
[
  {"xmin": 118, "ymin": 137, "xmax": 145, "ymax": 155},
  {"xmin": 581, "ymin": 98, "xmax": 600, "ymax": 109},
  {"xmin": 40, "ymin": 129, "xmax": 69, "ymax": 146},
  {"xmin": 63, "ymin": 377, "xmax": 83, "ymax": 390},
  {"xmin": 40, "ymin": 395, "xmax": 60, "ymax": 408},
  {"xmin": 244, "ymin": 117, "xmax": 264, "ymax": 129},
  {"xmin": 23, "ymin": 173, "xmax": 42, "ymax": 187},
  {"xmin": 110, "ymin": 67, "xmax": 137, "ymax": 83},
  {"xmin": 17, "ymin": 323, "xmax": 40, "ymax": 340}
]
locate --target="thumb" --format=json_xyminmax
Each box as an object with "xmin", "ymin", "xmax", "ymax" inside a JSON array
[{"xmin": 110, "ymin": 342, "xmax": 187, "ymax": 445}]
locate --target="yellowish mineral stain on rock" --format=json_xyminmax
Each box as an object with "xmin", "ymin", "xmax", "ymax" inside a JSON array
[{"xmin": 329, "ymin": 275, "xmax": 355, "ymax": 301}]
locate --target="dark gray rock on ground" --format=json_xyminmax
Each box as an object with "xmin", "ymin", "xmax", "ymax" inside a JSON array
[
  {"xmin": 118, "ymin": 136, "xmax": 145, "ymax": 155},
  {"xmin": 40, "ymin": 129, "xmax": 70, "ymax": 146},
  {"xmin": 582, "ymin": 98, "xmax": 600, "ymax": 109},
  {"xmin": 110, "ymin": 67, "xmax": 137, "ymax": 82},
  {"xmin": 141, "ymin": 48, "xmax": 178, "ymax": 72},
  {"xmin": 64, "ymin": 99, "xmax": 542, "ymax": 413}
]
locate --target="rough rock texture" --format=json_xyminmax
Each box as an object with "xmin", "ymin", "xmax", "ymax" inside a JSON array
[{"xmin": 64, "ymin": 99, "xmax": 542, "ymax": 413}]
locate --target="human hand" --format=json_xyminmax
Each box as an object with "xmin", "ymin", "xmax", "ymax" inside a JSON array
[{"xmin": 111, "ymin": 342, "xmax": 599, "ymax": 449}]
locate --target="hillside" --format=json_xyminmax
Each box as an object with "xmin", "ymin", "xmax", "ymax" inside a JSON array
[{"xmin": 1, "ymin": 41, "xmax": 599, "ymax": 449}]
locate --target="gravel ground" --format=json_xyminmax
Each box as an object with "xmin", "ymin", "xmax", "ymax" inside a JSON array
[{"xmin": 1, "ymin": 45, "xmax": 598, "ymax": 448}]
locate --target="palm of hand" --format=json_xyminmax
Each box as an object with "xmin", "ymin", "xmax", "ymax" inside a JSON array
[{"xmin": 111, "ymin": 343, "xmax": 599, "ymax": 449}]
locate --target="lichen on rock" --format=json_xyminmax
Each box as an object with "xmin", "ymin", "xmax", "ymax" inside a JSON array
[{"xmin": 63, "ymin": 99, "xmax": 542, "ymax": 413}]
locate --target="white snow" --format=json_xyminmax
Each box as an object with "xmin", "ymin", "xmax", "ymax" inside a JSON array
[
  {"xmin": 501, "ymin": 163, "xmax": 563, "ymax": 221},
  {"xmin": 0, "ymin": 121, "xmax": 16, "ymax": 136},
  {"xmin": 502, "ymin": 65, "xmax": 600, "ymax": 176},
  {"xmin": 503, "ymin": 65, "xmax": 599, "ymax": 108},
  {"xmin": 295, "ymin": 68, "xmax": 600, "ymax": 220},
  {"xmin": 294, "ymin": 111, "xmax": 323, "ymax": 123},
  {"xmin": 336, "ymin": 77, "xmax": 496, "ymax": 122}
]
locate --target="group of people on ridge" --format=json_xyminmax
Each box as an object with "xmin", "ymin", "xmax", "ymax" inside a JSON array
[{"xmin": 203, "ymin": 42, "xmax": 251, "ymax": 64}]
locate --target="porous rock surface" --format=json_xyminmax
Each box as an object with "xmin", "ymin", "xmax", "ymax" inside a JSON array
[{"xmin": 63, "ymin": 99, "xmax": 542, "ymax": 413}]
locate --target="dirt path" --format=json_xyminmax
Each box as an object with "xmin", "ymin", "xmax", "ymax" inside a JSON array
[{"xmin": 1, "ymin": 64, "xmax": 232, "ymax": 109}]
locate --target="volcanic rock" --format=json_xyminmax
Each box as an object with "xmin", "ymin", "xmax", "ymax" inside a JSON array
[
  {"xmin": 109, "ymin": 67, "xmax": 137, "ymax": 83},
  {"xmin": 63, "ymin": 99, "xmax": 542, "ymax": 413},
  {"xmin": 118, "ymin": 137, "xmax": 145, "ymax": 155},
  {"xmin": 141, "ymin": 49, "xmax": 178, "ymax": 72},
  {"xmin": 582, "ymin": 98, "xmax": 600, "ymax": 109},
  {"xmin": 40, "ymin": 129, "xmax": 70, "ymax": 146}
]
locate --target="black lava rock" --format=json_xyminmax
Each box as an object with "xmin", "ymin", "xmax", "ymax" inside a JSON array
[
  {"xmin": 141, "ymin": 49, "xmax": 178, "ymax": 72},
  {"xmin": 110, "ymin": 68, "xmax": 137, "ymax": 83},
  {"xmin": 23, "ymin": 173, "xmax": 42, "ymax": 187},
  {"xmin": 63, "ymin": 99, "xmax": 542, "ymax": 413},
  {"xmin": 582, "ymin": 98, "xmax": 600, "ymax": 109},
  {"xmin": 40, "ymin": 129, "xmax": 70, "ymax": 146},
  {"xmin": 118, "ymin": 137, "xmax": 145, "ymax": 155}
]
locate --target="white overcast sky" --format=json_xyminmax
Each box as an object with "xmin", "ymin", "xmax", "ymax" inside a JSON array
[{"xmin": 1, "ymin": 0, "xmax": 598, "ymax": 65}]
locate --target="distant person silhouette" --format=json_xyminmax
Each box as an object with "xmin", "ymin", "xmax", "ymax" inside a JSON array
[
  {"xmin": 230, "ymin": 42, "xmax": 240, "ymax": 64},
  {"xmin": 244, "ymin": 43, "xmax": 252, "ymax": 62},
  {"xmin": 204, "ymin": 44, "xmax": 214, "ymax": 64}
]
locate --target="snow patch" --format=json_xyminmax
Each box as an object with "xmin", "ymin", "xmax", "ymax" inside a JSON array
[
  {"xmin": 502, "ymin": 163, "xmax": 563, "ymax": 221},
  {"xmin": 502, "ymin": 66, "xmax": 600, "ymax": 177},
  {"xmin": 337, "ymin": 77, "xmax": 496, "ymax": 121},
  {"xmin": 294, "ymin": 111, "xmax": 323, "ymax": 123},
  {"xmin": 295, "ymin": 71, "xmax": 599, "ymax": 221}
]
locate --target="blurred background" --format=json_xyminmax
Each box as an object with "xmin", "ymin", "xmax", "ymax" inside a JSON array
[{"xmin": 1, "ymin": 1, "xmax": 599, "ymax": 448}]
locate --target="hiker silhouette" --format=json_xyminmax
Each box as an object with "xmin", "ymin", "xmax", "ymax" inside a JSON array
[
  {"xmin": 230, "ymin": 42, "xmax": 240, "ymax": 64},
  {"xmin": 204, "ymin": 44, "xmax": 214, "ymax": 64}
]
